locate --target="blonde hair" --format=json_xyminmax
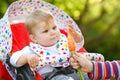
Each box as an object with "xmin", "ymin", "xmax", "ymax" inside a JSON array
[{"xmin": 25, "ymin": 9, "xmax": 54, "ymax": 34}]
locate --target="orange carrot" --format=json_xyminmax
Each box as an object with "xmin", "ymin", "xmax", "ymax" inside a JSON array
[
  {"xmin": 67, "ymin": 27, "xmax": 84, "ymax": 80},
  {"xmin": 67, "ymin": 28, "xmax": 76, "ymax": 52}
]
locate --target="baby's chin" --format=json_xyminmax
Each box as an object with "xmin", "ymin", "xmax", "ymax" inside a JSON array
[
  {"xmin": 43, "ymin": 40, "xmax": 58, "ymax": 47},
  {"xmin": 43, "ymin": 37, "xmax": 59, "ymax": 47},
  {"xmin": 48, "ymin": 40, "xmax": 58, "ymax": 46}
]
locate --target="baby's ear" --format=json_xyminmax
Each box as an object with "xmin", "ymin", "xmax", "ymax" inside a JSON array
[{"xmin": 29, "ymin": 34, "xmax": 37, "ymax": 43}]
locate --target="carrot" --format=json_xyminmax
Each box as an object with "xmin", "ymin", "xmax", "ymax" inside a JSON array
[
  {"xmin": 67, "ymin": 28, "xmax": 76, "ymax": 52},
  {"xmin": 67, "ymin": 27, "xmax": 84, "ymax": 80}
]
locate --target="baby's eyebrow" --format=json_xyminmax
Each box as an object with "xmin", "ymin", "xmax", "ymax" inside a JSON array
[{"xmin": 53, "ymin": 26, "xmax": 57, "ymax": 28}]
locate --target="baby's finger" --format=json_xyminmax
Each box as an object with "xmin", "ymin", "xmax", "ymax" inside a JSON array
[
  {"xmin": 68, "ymin": 25, "xmax": 76, "ymax": 32},
  {"xmin": 35, "ymin": 56, "xmax": 39, "ymax": 63},
  {"xmin": 30, "ymin": 64, "xmax": 36, "ymax": 69}
]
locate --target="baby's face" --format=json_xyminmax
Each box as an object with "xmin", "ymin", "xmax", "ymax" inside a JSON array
[{"xmin": 33, "ymin": 19, "xmax": 60, "ymax": 47}]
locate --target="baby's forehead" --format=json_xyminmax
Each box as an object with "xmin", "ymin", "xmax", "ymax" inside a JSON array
[
  {"xmin": 38, "ymin": 21, "xmax": 47, "ymax": 27},
  {"xmin": 38, "ymin": 19, "xmax": 56, "ymax": 27},
  {"xmin": 35, "ymin": 23, "xmax": 49, "ymax": 30}
]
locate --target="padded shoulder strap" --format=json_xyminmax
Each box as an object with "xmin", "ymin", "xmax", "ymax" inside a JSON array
[{"xmin": 10, "ymin": 23, "xmax": 31, "ymax": 55}]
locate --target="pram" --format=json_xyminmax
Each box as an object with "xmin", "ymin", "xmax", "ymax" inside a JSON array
[{"xmin": 0, "ymin": 0, "xmax": 104, "ymax": 80}]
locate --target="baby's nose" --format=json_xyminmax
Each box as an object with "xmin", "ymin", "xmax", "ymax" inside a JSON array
[{"xmin": 50, "ymin": 30, "xmax": 56, "ymax": 35}]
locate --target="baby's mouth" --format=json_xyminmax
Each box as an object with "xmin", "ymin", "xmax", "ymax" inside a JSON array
[{"xmin": 50, "ymin": 37, "xmax": 56, "ymax": 40}]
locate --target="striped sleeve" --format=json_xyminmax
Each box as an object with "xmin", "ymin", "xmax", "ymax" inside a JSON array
[
  {"xmin": 112, "ymin": 61, "xmax": 120, "ymax": 79},
  {"xmin": 89, "ymin": 61, "xmax": 120, "ymax": 80}
]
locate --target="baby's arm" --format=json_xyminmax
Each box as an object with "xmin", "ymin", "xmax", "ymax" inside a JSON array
[
  {"xmin": 10, "ymin": 46, "xmax": 39, "ymax": 69},
  {"xmin": 10, "ymin": 45, "xmax": 70, "ymax": 69}
]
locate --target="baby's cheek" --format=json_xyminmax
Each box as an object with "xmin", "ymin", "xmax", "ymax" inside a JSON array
[
  {"xmin": 42, "ymin": 37, "xmax": 48, "ymax": 42},
  {"xmin": 38, "ymin": 38, "xmax": 48, "ymax": 46},
  {"xmin": 57, "ymin": 33, "xmax": 61, "ymax": 39}
]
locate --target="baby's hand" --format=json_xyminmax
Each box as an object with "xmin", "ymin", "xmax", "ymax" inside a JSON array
[
  {"xmin": 67, "ymin": 26, "xmax": 83, "ymax": 43},
  {"xmin": 26, "ymin": 54, "xmax": 39, "ymax": 69}
]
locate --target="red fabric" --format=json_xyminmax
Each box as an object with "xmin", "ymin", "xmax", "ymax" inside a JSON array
[
  {"xmin": 77, "ymin": 47, "xmax": 87, "ymax": 53},
  {"xmin": 0, "ymin": 61, "xmax": 12, "ymax": 80},
  {"xmin": 60, "ymin": 29, "xmax": 68, "ymax": 37},
  {"xmin": 10, "ymin": 23, "xmax": 31, "ymax": 54},
  {"xmin": 35, "ymin": 72, "xmax": 43, "ymax": 80}
]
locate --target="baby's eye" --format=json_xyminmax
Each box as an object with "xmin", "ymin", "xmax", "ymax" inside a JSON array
[
  {"xmin": 53, "ymin": 26, "xmax": 57, "ymax": 30},
  {"xmin": 43, "ymin": 30, "xmax": 48, "ymax": 33}
]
